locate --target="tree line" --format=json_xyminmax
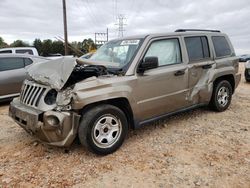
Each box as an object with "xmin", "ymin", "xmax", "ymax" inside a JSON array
[{"xmin": 0, "ymin": 36, "xmax": 97, "ymax": 57}]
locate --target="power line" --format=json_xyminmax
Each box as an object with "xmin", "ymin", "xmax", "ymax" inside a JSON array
[
  {"xmin": 115, "ymin": 0, "xmax": 118, "ymax": 19},
  {"xmin": 128, "ymin": 0, "xmax": 147, "ymax": 27},
  {"xmin": 82, "ymin": 0, "xmax": 101, "ymax": 27}
]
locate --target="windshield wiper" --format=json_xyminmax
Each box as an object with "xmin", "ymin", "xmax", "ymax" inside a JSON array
[{"xmin": 107, "ymin": 68, "xmax": 124, "ymax": 75}]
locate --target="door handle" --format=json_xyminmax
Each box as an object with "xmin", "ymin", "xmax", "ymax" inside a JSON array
[
  {"xmin": 202, "ymin": 64, "xmax": 212, "ymax": 69},
  {"xmin": 174, "ymin": 70, "xmax": 185, "ymax": 76}
]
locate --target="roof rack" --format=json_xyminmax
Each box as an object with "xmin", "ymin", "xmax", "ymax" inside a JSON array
[{"xmin": 175, "ymin": 29, "xmax": 221, "ymax": 33}]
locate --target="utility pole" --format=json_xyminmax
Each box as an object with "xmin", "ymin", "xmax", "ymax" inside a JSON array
[
  {"xmin": 116, "ymin": 14, "xmax": 126, "ymax": 38},
  {"xmin": 62, "ymin": 0, "xmax": 69, "ymax": 55}
]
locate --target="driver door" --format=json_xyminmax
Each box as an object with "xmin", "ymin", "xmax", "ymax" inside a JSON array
[{"xmin": 134, "ymin": 37, "xmax": 189, "ymax": 122}]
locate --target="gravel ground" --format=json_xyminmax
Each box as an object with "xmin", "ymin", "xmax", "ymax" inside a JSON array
[{"xmin": 0, "ymin": 64, "xmax": 249, "ymax": 188}]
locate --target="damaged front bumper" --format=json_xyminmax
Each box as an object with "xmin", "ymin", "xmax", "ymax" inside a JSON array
[{"xmin": 9, "ymin": 98, "xmax": 80, "ymax": 147}]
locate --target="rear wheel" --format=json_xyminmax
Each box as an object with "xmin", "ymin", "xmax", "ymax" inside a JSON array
[
  {"xmin": 78, "ymin": 104, "xmax": 128, "ymax": 155},
  {"xmin": 209, "ymin": 80, "xmax": 232, "ymax": 112}
]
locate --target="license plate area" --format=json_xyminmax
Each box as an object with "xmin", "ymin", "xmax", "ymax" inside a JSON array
[
  {"xmin": 14, "ymin": 109, "xmax": 38, "ymax": 127},
  {"xmin": 10, "ymin": 101, "xmax": 43, "ymax": 131}
]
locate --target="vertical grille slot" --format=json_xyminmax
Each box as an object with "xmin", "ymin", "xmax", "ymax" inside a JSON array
[
  {"xmin": 22, "ymin": 85, "xmax": 31, "ymax": 103},
  {"xmin": 27, "ymin": 86, "xmax": 36, "ymax": 105},
  {"xmin": 24, "ymin": 85, "xmax": 33, "ymax": 104},
  {"xmin": 30, "ymin": 87, "xmax": 41, "ymax": 106},
  {"xmin": 35, "ymin": 88, "xmax": 46, "ymax": 107},
  {"xmin": 20, "ymin": 84, "xmax": 26, "ymax": 101}
]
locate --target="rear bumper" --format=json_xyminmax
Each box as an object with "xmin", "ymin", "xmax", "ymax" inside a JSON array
[{"xmin": 9, "ymin": 98, "xmax": 80, "ymax": 147}]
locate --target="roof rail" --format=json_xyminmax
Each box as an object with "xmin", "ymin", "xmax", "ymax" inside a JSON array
[{"xmin": 175, "ymin": 29, "xmax": 221, "ymax": 33}]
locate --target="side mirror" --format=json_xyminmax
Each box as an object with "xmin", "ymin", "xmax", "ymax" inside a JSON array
[{"xmin": 137, "ymin": 56, "xmax": 158, "ymax": 73}]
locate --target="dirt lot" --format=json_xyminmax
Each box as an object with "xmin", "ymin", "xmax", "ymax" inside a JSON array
[{"xmin": 0, "ymin": 64, "xmax": 249, "ymax": 188}]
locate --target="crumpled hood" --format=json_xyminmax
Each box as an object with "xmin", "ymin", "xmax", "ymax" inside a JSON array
[
  {"xmin": 28, "ymin": 57, "xmax": 114, "ymax": 90},
  {"xmin": 28, "ymin": 57, "xmax": 77, "ymax": 90}
]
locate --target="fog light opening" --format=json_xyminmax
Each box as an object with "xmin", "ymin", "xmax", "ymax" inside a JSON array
[{"xmin": 47, "ymin": 115, "xmax": 60, "ymax": 127}]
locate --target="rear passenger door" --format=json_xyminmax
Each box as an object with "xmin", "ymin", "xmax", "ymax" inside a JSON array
[
  {"xmin": 0, "ymin": 57, "xmax": 28, "ymax": 97},
  {"xmin": 184, "ymin": 36, "xmax": 215, "ymax": 104}
]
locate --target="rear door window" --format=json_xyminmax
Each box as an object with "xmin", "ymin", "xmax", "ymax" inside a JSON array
[
  {"xmin": 0, "ymin": 57, "xmax": 25, "ymax": 71},
  {"xmin": 16, "ymin": 49, "xmax": 34, "ymax": 55},
  {"xmin": 185, "ymin": 36, "xmax": 210, "ymax": 62},
  {"xmin": 212, "ymin": 36, "xmax": 231, "ymax": 58}
]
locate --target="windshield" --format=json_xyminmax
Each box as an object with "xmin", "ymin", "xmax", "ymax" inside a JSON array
[{"xmin": 89, "ymin": 39, "xmax": 141, "ymax": 69}]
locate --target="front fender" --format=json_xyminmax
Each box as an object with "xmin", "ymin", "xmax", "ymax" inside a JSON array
[{"xmin": 71, "ymin": 82, "xmax": 139, "ymax": 119}]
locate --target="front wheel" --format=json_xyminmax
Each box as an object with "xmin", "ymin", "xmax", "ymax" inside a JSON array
[
  {"xmin": 78, "ymin": 104, "xmax": 128, "ymax": 155},
  {"xmin": 209, "ymin": 80, "xmax": 232, "ymax": 112}
]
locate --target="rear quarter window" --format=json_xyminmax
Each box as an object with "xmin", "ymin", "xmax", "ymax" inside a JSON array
[
  {"xmin": 24, "ymin": 58, "xmax": 33, "ymax": 66},
  {"xmin": 212, "ymin": 36, "xmax": 231, "ymax": 58}
]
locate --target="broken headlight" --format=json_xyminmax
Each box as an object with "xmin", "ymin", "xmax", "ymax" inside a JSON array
[
  {"xmin": 56, "ymin": 88, "xmax": 73, "ymax": 107},
  {"xmin": 44, "ymin": 89, "xmax": 58, "ymax": 105}
]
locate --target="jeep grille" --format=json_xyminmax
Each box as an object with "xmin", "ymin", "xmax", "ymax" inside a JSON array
[{"xmin": 20, "ymin": 81, "xmax": 47, "ymax": 107}]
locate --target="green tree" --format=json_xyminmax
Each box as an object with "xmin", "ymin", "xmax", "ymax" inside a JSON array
[
  {"xmin": 33, "ymin": 38, "xmax": 43, "ymax": 55},
  {"xmin": 10, "ymin": 40, "xmax": 30, "ymax": 47},
  {"xmin": 82, "ymin": 38, "xmax": 96, "ymax": 54},
  {"xmin": 0, "ymin": 37, "xmax": 8, "ymax": 48},
  {"xmin": 70, "ymin": 41, "xmax": 84, "ymax": 56},
  {"xmin": 51, "ymin": 40, "xmax": 64, "ymax": 55},
  {"xmin": 41, "ymin": 39, "xmax": 52, "ymax": 56}
]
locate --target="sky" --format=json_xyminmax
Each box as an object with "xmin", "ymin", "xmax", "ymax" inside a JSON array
[{"xmin": 0, "ymin": 0, "xmax": 249, "ymax": 55}]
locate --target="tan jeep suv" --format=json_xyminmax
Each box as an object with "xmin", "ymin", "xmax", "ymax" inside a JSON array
[{"xmin": 9, "ymin": 29, "xmax": 241, "ymax": 155}]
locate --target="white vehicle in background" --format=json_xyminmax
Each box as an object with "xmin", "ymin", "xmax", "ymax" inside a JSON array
[
  {"xmin": 245, "ymin": 60, "xmax": 250, "ymax": 82},
  {"xmin": 0, "ymin": 47, "xmax": 39, "ymax": 56},
  {"xmin": 45, "ymin": 53, "xmax": 74, "ymax": 60},
  {"xmin": 0, "ymin": 53, "xmax": 49, "ymax": 101}
]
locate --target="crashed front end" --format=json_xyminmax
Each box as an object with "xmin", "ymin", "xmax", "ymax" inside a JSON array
[
  {"xmin": 9, "ymin": 57, "xmax": 108, "ymax": 147},
  {"xmin": 9, "ymin": 80, "xmax": 80, "ymax": 147}
]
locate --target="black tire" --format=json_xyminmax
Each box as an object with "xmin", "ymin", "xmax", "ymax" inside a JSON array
[
  {"xmin": 78, "ymin": 104, "xmax": 128, "ymax": 155},
  {"xmin": 209, "ymin": 80, "xmax": 232, "ymax": 112}
]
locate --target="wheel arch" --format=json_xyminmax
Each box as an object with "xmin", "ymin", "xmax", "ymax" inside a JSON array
[
  {"xmin": 213, "ymin": 74, "xmax": 235, "ymax": 93},
  {"xmin": 80, "ymin": 97, "xmax": 135, "ymax": 129}
]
